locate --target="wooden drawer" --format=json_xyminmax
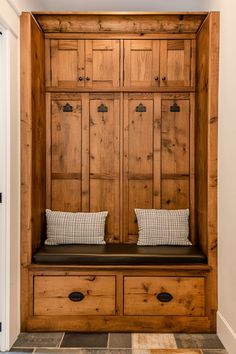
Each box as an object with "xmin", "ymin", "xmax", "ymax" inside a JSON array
[
  {"xmin": 124, "ymin": 276, "xmax": 205, "ymax": 316},
  {"xmin": 34, "ymin": 275, "xmax": 116, "ymax": 316}
]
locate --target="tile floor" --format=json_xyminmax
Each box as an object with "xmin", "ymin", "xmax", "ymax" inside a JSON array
[{"xmin": 8, "ymin": 333, "xmax": 227, "ymax": 354}]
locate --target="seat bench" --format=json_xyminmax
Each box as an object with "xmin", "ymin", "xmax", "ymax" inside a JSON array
[{"xmin": 33, "ymin": 244, "xmax": 207, "ymax": 265}]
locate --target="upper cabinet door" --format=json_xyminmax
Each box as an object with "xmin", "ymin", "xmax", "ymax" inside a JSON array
[
  {"xmin": 85, "ymin": 40, "xmax": 120, "ymax": 89},
  {"xmin": 124, "ymin": 40, "xmax": 160, "ymax": 88},
  {"xmin": 51, "ymin": 40, "xmax": 85, "ymax": 88},
  {"xmin": 160, "ymin": 40, "xmax": 192, "ymax": 87}
]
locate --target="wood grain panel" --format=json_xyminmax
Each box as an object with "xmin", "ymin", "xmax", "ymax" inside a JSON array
[
  {"xmin": 124, "ymin": 40, "xmax": 159, "ymax": 87},
  {"xmin": 52, "ymin": 179, "xmax": 81, "ymax": 211},
  {"xmin": 128, "ymin": 180, "xmax": 153, "ymax": 236},
  {"xmin": 196, "ymin": 20, "xmax": 209, "ymax": 256},
  {"xmin": 124, "ymin": 276, "xmax": 205, "ymax": 316},
  {"xmin": 51, "ymin": 100, "xmax": 82, "ymax": 174},
  {"xmin": 162, "ymin": 179, "xmax": 189, "ymax": 210},
  {"xmin": 196, "ymin": 12, "xmax": 219, "ymax": 331},
  {"xmin": 89, "ymin": 95, "xmax": 120, "ymax": 241},
  {"xmin": 20, "ymin": 12, "xmax": 46, "ymax": 329},
  {"xmin": 85, "ymin": 40, "xmax": 120, "ymax": 88},
  {"xmin": 51, "ymin": 39, "xmax": 84, "ymax": 87},
  {"xmin": 160, "ymin": 40, "xmax": 192, "ymax": 87},
  {"xmin": 124, "ymin": 94, "xmax": 159, "ymax": 242},
  {"xmin": 161, "ymin": 99, "xmax": 190, "ymax": 175},
  {"xmin": 34, "ymin": 14, "xmax": 206, "ymax": 34},
  {"xmin": 34, "ymin": 275, "xmax": 116, "ymax": 316}
]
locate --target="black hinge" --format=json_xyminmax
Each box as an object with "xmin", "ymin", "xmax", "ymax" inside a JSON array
[
  {"xmin": 0, "ymin": 193, "xmax": 2, "ymax": 203},
  {"xmin": 0, "ymin": 322, "xmax": 2, "ymax": 332}
]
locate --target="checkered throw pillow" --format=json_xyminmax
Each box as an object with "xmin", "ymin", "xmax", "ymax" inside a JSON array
[
  {"xmin": 135, "ymin": 209, "xmax": 191, "ymax": 246},
  {"xmin": 45, "ymin": 209, "xmax": 108, "ymax": 245}
]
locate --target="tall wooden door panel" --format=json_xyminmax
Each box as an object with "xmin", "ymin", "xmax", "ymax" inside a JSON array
[
  {"xmin": 124, "ymin": 40, "xmax": 159, "ymax": 88},
  {"xmin": 51, "ymin": 40, "xmax": 85, "ymax": 88},
  {"xmin": 85, "ymin": 40, "xmax": 120, "ymax": 88},
  {"xmin": 50, "ymin": 98, "xmax": 82, "ymax": 211},
  {"xmin": 89, "ymin": 94, "xmax": 120, "ymax": 242},
  {"xmin": 161, "ymin": 96, "xmax": 190, "ymax": 211},
  {"xmin": 160, "ymin": 40, "xmax": 192, "ymax": 87},
  {"xmin": 124, "ymin": 93, "xmax": 161, "ymax": 242},
  {"xmin": 160, "ymin": 94, "xmax": 195, "ymax": 242}
]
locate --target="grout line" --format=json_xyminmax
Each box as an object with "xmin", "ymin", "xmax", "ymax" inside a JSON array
[
  {"xmin": 107, "ymin": 332, "xmax": 110, "ymax": 348},
  {"xmin": 58, "ymin": 332, "xmax": 65, "ymax": 348}
]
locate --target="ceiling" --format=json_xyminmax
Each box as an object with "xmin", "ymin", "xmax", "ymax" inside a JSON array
[{"xmin": 15, "ymin": 0, "xmax": 217, "ymax": 13}]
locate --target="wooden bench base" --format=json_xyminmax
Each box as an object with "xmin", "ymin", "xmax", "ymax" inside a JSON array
[{"xmin": 25, "ymin": 264, "xmax": 215, "ymax": 332}]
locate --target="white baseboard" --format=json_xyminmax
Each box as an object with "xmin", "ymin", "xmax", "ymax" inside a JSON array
[{"xmin": 217, "ymin": 311, "xmax": 236, "ymax": 354}]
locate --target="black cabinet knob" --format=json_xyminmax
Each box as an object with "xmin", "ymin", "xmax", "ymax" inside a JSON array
[
  {"xmin": 78, "ymin": 76, "xmax": 84, "ymax": 81},
  {"xmin": 68, "ymin": 291, "xmax": 85, "ymax": 302},
  {"xmin": 154, "ymin": 76, "xmax": 159, "ymax": 81},
  {"xmin": 156, "ymin": 292, "xmax": 173, "ymax": 302},
  {"xmin": 85, "ymin": 77, "xmax": 90, "ymax": 81},
  {"xmin": 162, "ymin": 76, "xmax": 167, "ymax": 81}
]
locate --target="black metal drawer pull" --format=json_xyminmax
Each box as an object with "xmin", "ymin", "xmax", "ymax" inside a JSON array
[
  {"xmin": 63, "ymin": 103, "xmax": 73, "ymax": 112},
  {"xmin": 68, "ymin": 291, "xmax": 85, "ymax": 302},
  {"xmin": 156, "ymin": 292, "xmax": 173, "ymax": 302}
]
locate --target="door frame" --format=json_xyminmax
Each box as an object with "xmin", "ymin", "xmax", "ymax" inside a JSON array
[{"xmin": 0, "ymin": 18, "xmax": 20, "ymax": 351}]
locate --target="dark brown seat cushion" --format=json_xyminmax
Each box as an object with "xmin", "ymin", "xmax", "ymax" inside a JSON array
[{"xmin": 33, "ymin": 244, "xmax": 206, "ymax": 265}]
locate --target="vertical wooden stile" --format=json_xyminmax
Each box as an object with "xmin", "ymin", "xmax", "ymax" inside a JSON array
[
  {"xmin": 46, "ymin": 93, "xmax": 51, "ymax": 209},
  {"xmin": 153, "ymin": 93, "xmax": 161, "ymax": 209},
  {"xmin": 82, "ymin": 93, "xmax": 90, "ymax": 211},
  {"xmin": 190, "ymin": 93, "xmax": 196, "ymax": 244}
]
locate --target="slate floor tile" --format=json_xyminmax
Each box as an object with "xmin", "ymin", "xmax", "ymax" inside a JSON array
[
  {"xmin": 149, "ymin": 350, "xmax": 202, "ymax": 354},
  {"xmin": 35, "ymin": 350, "xmax": 131, "ymax": 354},
  {"xmin": 12, "ymin": 333, "xmax": 64, "ymax": 348},
  {"xmin": 9, "ymin": 350, "xmax": 33, "ymax": 354},
  {"xmin": 132, "ymin": 351, "xmax": 202, "ymax": 354},
  {"xmin": 34, "ymin": 349, "xmax": 81, "ymax": 354},
  {"xmin": 61, "ymin": 333, "xmax": 108, "ymax": 348},
  {"xmin": 174, "ymin": 334, "xmax": 225, "ymax": 349},
  {"xmin": 132, "ymin": 334, "xmax": 177, "ymax": 349},
  {"xmin": 109, "ymin": 333, "xmax": 132, "ymax": 348},
  {"xmin": 202, "ymin": 350, "xmax": 228, "ymax": 354}
]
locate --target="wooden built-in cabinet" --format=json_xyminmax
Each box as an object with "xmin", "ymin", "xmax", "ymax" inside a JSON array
[
  {"xmin": 48, "ymin": 38, "xmax": 194, "ymax": 89},
  {"xmin": 124, "ymin": 39, "xmax": 194, "ymax": 88},
  {"xmin": 49, "ymin": 39, "xmax": 120, "ymax": 88},
  {"xmin": 21, "ymin": 12, "xmax": 219, "ymax": 333}
]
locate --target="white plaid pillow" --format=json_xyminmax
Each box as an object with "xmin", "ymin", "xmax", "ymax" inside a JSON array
[
  {"xmin": 135, "ymin": 209, "xmax": 191, "ymax": 246},
  {"xmin": 45, "ymin": 209, "xmax": 108, "ymax": 245}
]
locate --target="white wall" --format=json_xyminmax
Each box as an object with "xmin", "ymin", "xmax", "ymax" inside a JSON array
[
  {"xmin": 1, "ymin": 0, "xmax": 236, "ymax": 352},
  {"xmin": 0, "ymin": 0, "xmax": 20, "ymax": 352}
]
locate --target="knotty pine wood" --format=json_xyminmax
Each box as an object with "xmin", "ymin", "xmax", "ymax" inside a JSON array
[
  {"xmin": 89, "ymin": 93, "xmax": 120, "ymax": 242},
  {"xmin": 34, "ymin": 275, "xmax": 116, "ymax": 316},
  {"xmin": 123, "ymin": 93, "xmax": 194, "ymax": 242},
  {"xmin": 33, "ymin": 13, "xmax": 206, "ymax": 34},
  {"xmin": 124, "ymin": 276, "xmax": 205, "ymax": 316},
  {"xmin": 48, "ymin": 39, "xmax": 120, "ymax": 89},
  {"xmin": 196, "ymin": 13, "xmax": 219, "ymax": 331},
  {"xmin": 160, "ymin": 40, "xmax": 192, "ymax": 87},
  {"xmin": 21, "ymin": 11, "xmax": 219, "ymax": 333},
  {"xmin": 21, "ymin": 13, "xmax": 46, "ymax": 329},
  {"xmin": 124, "ymin": 40, "xmax": 160, "ymax": 88},
  {"xmin": 44, "ymin": 33, "xmax": 196, "ymax": 40},
  {"xmin": 26, "ymin": 315, "xmax": 211, "ymax": 332}
]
